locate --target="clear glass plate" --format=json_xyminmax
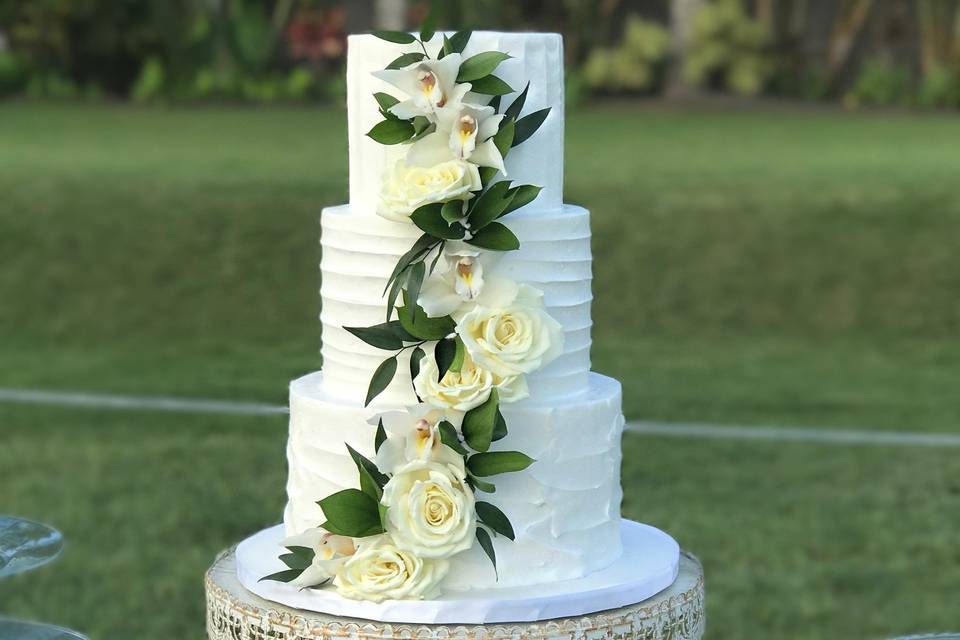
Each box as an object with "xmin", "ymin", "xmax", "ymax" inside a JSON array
[
  {"xmin": 0, "ymin": 619, "xmax": 86, "ymax": 640},
  {"xmin": 0, "ymin": 516, "xmax": 64, "ymax": 578}
]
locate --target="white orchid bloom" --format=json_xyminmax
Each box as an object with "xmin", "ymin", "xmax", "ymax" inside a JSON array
[
  {"xmin": 369, "ymin": 405, "xmax": 464, "ymax": 474},
  {"xmin": 419, "ymin": 248, "xmax": 518, "ymax": 320},
  {"xmin": 280, "ymin": 528, "xmax": 356, "ymax": 589},
  {"xmin": 406, "ymin": 102, "xmax": 507, "ymax": 175},
  {"xmin": 373, "ymin": 54, "xmax": 470, "ymax": 120}
]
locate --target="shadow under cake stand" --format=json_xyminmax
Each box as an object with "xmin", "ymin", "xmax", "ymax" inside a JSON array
[{"xmin": 205, "ymin": 534, "xmax": 705, "ymax": 640}]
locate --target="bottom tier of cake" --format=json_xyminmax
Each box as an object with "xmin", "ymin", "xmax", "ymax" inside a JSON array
[
  {"xmin": 283, "ymin": 370, "xmax": 626, "ymax": 591},
  {"xmin": 233, "ymin": 520, "xmax": 682, "ymax": 624}
]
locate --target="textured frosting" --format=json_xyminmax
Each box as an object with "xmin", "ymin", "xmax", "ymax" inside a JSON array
[
  {"xmin": 320, "ymin": 204, "xmax": 593, "ymax": 406},
  {"xmin": 347, "ymin": 32, "xmax": 565, "ymax": 213},
  {"xmin": 284, "ymin": 371, "xmax": 624, "ymax": 590}
]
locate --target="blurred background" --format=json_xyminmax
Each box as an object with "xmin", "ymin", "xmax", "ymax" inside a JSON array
[{"xmin": 1, "ymin": 0, "xmax": 958, "ymax": 638}]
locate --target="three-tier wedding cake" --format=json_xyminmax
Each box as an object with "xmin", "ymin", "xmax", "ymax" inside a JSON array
[{"xmin": 232, "ymin": 25, "xmax": 684, "ymax": 624}]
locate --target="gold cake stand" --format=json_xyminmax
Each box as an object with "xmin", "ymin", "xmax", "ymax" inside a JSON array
[{"xmin": 205, "ymin": 548, "xmax": 705, "ymax": 640}]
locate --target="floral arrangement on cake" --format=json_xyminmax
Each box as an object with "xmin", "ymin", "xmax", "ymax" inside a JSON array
[{"xmin": 264, "ymin": 14, "xmax": 558, "ymax": 602}]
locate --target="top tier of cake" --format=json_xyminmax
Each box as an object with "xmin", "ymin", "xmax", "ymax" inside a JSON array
[{"xmin": 347, "ymin": 32, "xmax": 565, "ymax": 213}]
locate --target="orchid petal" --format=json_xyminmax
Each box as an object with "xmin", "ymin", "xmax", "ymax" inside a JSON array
[{"xmin": 469, "ymin": 138, "xmax": 507, "ymax": 175}]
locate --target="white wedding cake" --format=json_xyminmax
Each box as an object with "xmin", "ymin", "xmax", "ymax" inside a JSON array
[{"xmin": 235, "ymin": 26, "xmax": 681, "ymax": 619}]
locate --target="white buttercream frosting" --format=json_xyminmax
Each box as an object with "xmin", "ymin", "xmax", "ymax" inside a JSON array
[
  {"xmin": 319, "ymin": 204, "xmax": 592, "ymax": 406},
  {"xmin": 284, "ymin": 371, "xmax": 624, "ymax": 590},
  {"xmin": 347, "ymin": 32, "xmax": 565, "ymax": 213}
]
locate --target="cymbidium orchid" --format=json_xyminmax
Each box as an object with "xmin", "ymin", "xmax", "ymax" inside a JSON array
[
  {"xmin": 369, "ymin": 405, "xmax": 464, "ymax": 474},
  {"xmin": 419, "ymin": 247, "xmax": 519, "ymax": 320},
  {"xmin": 373, "ymin": 54, "xmax": 470, "ymax": 120},
  {"xmin": 406, "ymin": 102, "xmax": 507, "ymax": 175},
  {"xmin": 279, "ymin": 528, "xmax": 356, "ymax": 589}
]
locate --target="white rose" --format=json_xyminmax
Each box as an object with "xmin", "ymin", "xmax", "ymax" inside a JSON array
[
  {"xmin": 381, "ymin": 460, "xmax": 476, "ymax": 559},
  {"xmin": 378, "ymin": 159, "xmax": 482, "ymax": 223},
  {"xmin": 333, "ymin": 535, "xmax": 448, "ymax": 602},
  {"xmin": 456, "ymin": 283, "xmax": 564, "ymax": 377},
  {"xmin": 413, "ymin": 351, "xmax": 529, "ymax": 412},
  {"xmin": 280, "ymin": 528, "xmax": 356, "ymax": 589}
]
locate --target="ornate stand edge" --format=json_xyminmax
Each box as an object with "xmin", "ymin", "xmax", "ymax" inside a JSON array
[{"xmin": 205, "ymin": 549, "xmax": 705, "ymax": 640}]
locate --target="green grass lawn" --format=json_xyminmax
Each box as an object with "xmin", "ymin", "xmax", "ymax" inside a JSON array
[{"xmin": 1, "ymin": 103, "xmax": 959, "ymax": 639}]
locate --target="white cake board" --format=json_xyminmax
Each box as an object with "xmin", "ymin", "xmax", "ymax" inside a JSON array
[{"xmin": 235, "ymin": 519, "xmax": 680, "ymax": 624}]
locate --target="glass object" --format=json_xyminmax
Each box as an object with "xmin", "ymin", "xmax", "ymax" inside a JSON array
[
  {"xmin": 0, "ymin": 516, "xmax": 64, "ymax": 578},
  {"xmin": 0, "ymin": 619, "xmax": 87, "ymax": 639}
]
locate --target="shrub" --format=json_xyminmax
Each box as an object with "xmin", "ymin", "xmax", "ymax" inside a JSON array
[
  {"xmin": 582, "ymin": 16, "xmax": 669, "ymax": 94},
  {"xmin": 850, "ymin": 59, "xmax": 911, "ymax": 107},
  {"xmin": 0, "ymin": 51, "xmax": 26, "ymax": 97},
  {"xmin": 917, "ymin": 64, "xmax": 960, "ymax": 109},
  {"xmin": 683, "ymin": 0, "xmax": 772, "ymax": 96}
]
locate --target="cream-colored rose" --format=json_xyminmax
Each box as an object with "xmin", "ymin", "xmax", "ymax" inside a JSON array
[
  {"xmin": 413, "ymin": 351, "xmax": 529, "ymax": 411},
  {"xmin": 456, "ymin": 283, "xmax": 564, "ymax": 378},
  {"xmin": 333, "ymin": 535, "xmax": 448, "ymax": 602},
  {"xmin": 280, "ymin": 528, "xmax": 356, "ymax": 589},
  {"xmin": 381, "ymin": 460, "xmax": 476, "ymax": 559},
  {"xmin": 378, "ymin": 159, "xmax": 481, "ymax": 223}
]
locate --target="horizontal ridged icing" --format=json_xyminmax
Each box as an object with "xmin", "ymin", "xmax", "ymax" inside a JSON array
[
  {"xmin": 319, "ymin": 204, "xmax": 593, "ymax": 406},
  {"xmin": 284, "ymin": 371, "xmax": 624, "ymax": 590},
  {"xmin": 347, "ymin": 32, "xmax": 565, "ymax": 213}
]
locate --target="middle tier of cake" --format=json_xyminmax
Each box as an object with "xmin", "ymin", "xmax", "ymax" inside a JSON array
[{"xmin": 319, "ymin": 204, "xmax": 594, "ymax": 406}]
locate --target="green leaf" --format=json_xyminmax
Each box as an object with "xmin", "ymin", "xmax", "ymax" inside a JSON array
[
  {"xmin": 504, "ymin": 82, "xmax": 530, "ymax": 122},
  {"xmin": 501, "ymin": 184, "xmax": 542, "ymax": 217},
  {"xmin": 449, "ymin": 336, "xmax": 465, "ymax": 373},
  {"xmin": 488, "ymin": 95, "xmax": 502, "ymax": 112},
  {"xmin": 386, "ymin": 271, "xmax": 406, "ymax": 321},
  {"xmin": 462, "ymin": 388, "xmax": 499, "ymax": 452},
  {"xmin": 410, "ymin": 203, "xmax": 466, "ymax": 240},
  {"xmin": 372, "ymin": 30, "xmax": 417, "ymax": 44},
  {"xmin": 367, "ymin": 119, "xmax": 415, "ymax": 145},
  {"xmin": 344, "ymin": 323, "xmax": 405, "ymax": 350},
  {"xmin": 468, "ymin": 74, "xmax": 514, "ymax": 96},
  {"xmin": 439, "ymin": 35, "xmax": 452, "ymax": 59},
  {"xmin": 441, "ymin": 200, "xmax": 464, "ymax": 224},
  {"xmin": 457, "ymin": 52, "xmax": 511, "ymax": 82},
  {"xmin": 383, "ymin": 233, "xmax": 437, "ymax": 295},
  {"xmin": 419, "ymin": 9, "xmax": 436, "ymax": 42},
  {"xmin": 406, "ymin": 261, "xmax": 426, "ymax": 311},
  {"xmin": 385, "ymin": 51, "xmax": 426, "ymax": 70},
  {"xmin": 476, "ymin": 527, "xmax": 497, "ymax": 576},
  {"xmin": 260, "ymin": 568, "xmax": 305, "ymax": 584},
  {"xmin": 467, "ymin": 451, "xmax": 535, "ymax": 477},
  {"xmin": 398, "ymin": 292, "xmax": 457, "ymax": 341},
  {"xmin": 476, "ymin": 502, "xmax": 515, "ymax": 540},
  {"xmin": 285, "ymin": 546, "xmax": 314, "ymax": 563},
  {"xmin": 409, "ymin": 345, "xmax": 426, "ymax": 384},
  {"xmin": 468, "ymin": 180, "xmax": 515, "ymax": 230},
  {"xmin": 467, "ymin": 222, "xmax": 520, "ymax": 251},
  {"xmin": 317, "ymin": 488, "xmax": 384, "ymax": 537},
  {"xmin": 428, "ymin": 242, "xmax": 445, "ymax": 275},
  {"xmin": 365, "ymin": 356, "xmax": 398, "ymax": 407},
  {"xmin": 491, "ymin": 406, "xmax": 507, "ymax": 442},
  {"xmin": 468, "ymin": 473, "xmax": 496, "ymax": 493},
  {"xmin": 386, "ymin": 319, "xmax": 418, "ymax": 342},
  {"xmin": 408, "ymin": 115, "xmax": 436, "ymax": 143},
  {"xmin": 512, "ymin": 107, "xmax": 551, "ymax": 147},
  {"xmin": 374, "ymin": 92, "xmax": 400, "ymax": 112},
  {"xmin": 346, "ymin": 444, "xmax": 389, "ymax": 501},
  {"xmin": 438, "ymin": 420, "xmax": 469, "ymax": 455},
  {"xmin": 375, "ymin": 92, "xmax": 401, "ymax": 120},
  {"xmin": 447, "ymin": 30, "xmax": 472, "ymax": 55},
  {"xmin": 435, "ymin": 336, "xmax": 457, "ymax": 381},
  {"xmin": 279, "ymin": 552, "xmax": 312, "ymax": 570},
  {"xmin": 375, "ymin": 418, "xmax": 387, "ymax": 453}
]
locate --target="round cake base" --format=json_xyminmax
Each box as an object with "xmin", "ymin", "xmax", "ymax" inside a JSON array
[
  {"xmin": 207, "ymin": 545, "xmax": 705, "ymax": 640},
  {"xmin": 235, "ymin": 520, "xmax": 679, "ymax": 624}
]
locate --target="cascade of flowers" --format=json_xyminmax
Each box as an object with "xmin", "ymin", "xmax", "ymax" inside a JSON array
[{"xmin": 264, "ymin": 14, "xmax": 559, "ymax": 602}]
